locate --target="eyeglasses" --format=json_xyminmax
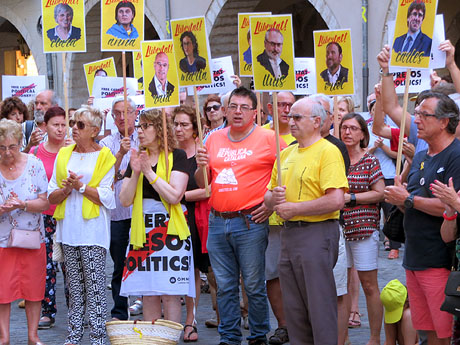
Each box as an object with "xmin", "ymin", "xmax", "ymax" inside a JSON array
[
  {"xmin": 228, "ymin": 104, "xmax": 253, "ymax": 113},
  {"xmin": 340, "ymin": 125, "xmax": 362, "ymax": 132},
  {"xmin": 112, "ymin": 109, "xmax": 135, "ymax": 118},
  {"xmin": 205, "ymin": 104, "xmax": 221, "ymax": 112},
  {"xmin": 286, "ymin": 114, "xmax": 317, "ymax": 121},
  {"xmin": 0, "ymin": 144, "xmax": 19, "ymax": 152},
  {"xmin": 265, "ymin": 40, "xmax": 283, "ymax": 48},
  {"xmin": 414, "ymin": 111, "xmax": 437, "ymax": 120},
  {"xmin": 277, "ymin": 102, "xmax": 293, "ymax": 109},
  {"xmin": 69, "ymin": 120, "xmax": 75, "ymax": 127},
  {"xmin": 135, "ymin": 123, "xmax": 155, "ymax": 131},
  {"xmin": 410, "ymin": 11, "xmax": 424, "ymax": 18},
  {"xmin": 174, "ymin": 122, "xmax": 192, "ymax": 128}
]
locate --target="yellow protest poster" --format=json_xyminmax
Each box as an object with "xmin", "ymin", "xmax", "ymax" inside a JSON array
[
  {"xmin": 142, "ymin": 40, "xmax": 180, "ymax": 109},
  {"xmin": 133, "ymin": 51, "xmax": 144, "ymax": 90},
  {"xmin": 101, "ymin": 0, "xmax": 144, "ymax": 51},
  {"xmin": 238, "ymin": 12, "xmax": 271, "ymax": 77},
  {"xmin": 83, "ymin": 57, "xmax": 117, "ymax": 96},
  {"xmin": 390, "ymin": 0, "xmax": 437, "ymax": 69},
  {"xmin": 314, "ymin": 29, "xmax": 354, "ymax": 96},
  {"xmin": 42, "ymin": 0, "xmax": 86, "ymax": 53},
  {"xmin": 171, "ymin": 17, "xmax": 212, "ymax": 87},
  {"xmin": 250, "ymin": 15, "xmax": 295, "ymax": 92}
]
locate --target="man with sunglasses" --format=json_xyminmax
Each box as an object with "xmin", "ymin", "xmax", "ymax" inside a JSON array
[
  {"xmin": 196, "ymin": 87, "xmax": 285, "ymax": 345},
  {"xmin": 392, "ymin": 0, "xmax": 432, "ymax": 57},
  {"xmin": 256, "ymin": 29, "xmax": 289, "ymax": 79},
  {"xmin": 265, "ymin": 96, "xmax": 348, "ymax": 345},
  {"xmin": 99, "ymin": 96, "xmax": 139, "ymax": 321}
]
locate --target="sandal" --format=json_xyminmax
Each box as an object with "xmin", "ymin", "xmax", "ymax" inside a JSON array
[
  {"xmin": 383, "ymin": 239, "xmax": 390, "ymax": 251},
  {"xmin": 348, "ymin": 311, "xmax": 361, "ymax": 328},
  {"xmin": 183, "ymin": 324, "xmax": 198, "ymax": 342}
]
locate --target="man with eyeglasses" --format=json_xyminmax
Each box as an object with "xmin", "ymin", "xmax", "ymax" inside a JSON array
[
  {"xmin": 148, "ymin": 52, "xmax": 175, "ymax": 100},
  {"xmin": 256, "ymin": 29, "xmax": 289, "ymax": 79},
  {"xmin": 392, "ymin": 0, "xmax": 432, "ymax": 57},
  {"xmin": 384, "ymin": 92, "xmax": 460, "ymax": 344},
  {"xmin": 265, "ymin": 96, "xmax": 348, "ymax": 345},
  {"xmin": 99, "ymin": 96, "xmax": 139, "ymax": 321},
  {"xmin": 196, "ymin": 87, "xmax": 285, "ymax": 345}
]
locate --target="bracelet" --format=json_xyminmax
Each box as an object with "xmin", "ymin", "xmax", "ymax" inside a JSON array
[
  {"xmin": 150, "ymin": 176, "xmax": 159, "ymax": 185},
  {"xmin": 379, "ymin": 70, "xmax": 394, "ymax": 77},
  {"xmin": 443, "ymin": 211, "xmax": 458, "ymax": 221},
  {"xmin": 23, "ymin": 200, "xmax": 28, "ymax": 212}
]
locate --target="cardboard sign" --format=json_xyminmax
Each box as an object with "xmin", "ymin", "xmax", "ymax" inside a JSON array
[
  {"xmin": 314, "ymin": 29, "xmax": 354, "ymax": 96},
  {"xmin": 171, "ymin": 16, "xmax": 213, "ymax": 86},
  {"xmin": 238, "ymin": 12, "xmax": 271, "ymax": 77},
  {"xmin": 92, "ymin": 76, "xmax": 138, "ymax": 98},
  {"xmin": 42, "ymin": 0, "xmax": 86, "ymax": 53},
  {"xmin": 83, "ymin": 57, "xmax": 117, "ymax": 96},
  {"xmin": 250, "ymin": 15, "xmax": 296, "ymax": 91},
  {"xmin": 142, "ymin": 40, "xmax": 180, "ymax": 109},
  {"xmin": 133, "ymin": 51, "xmax": 144, "ymax": 90},
  {"xmin": 101, "ymin": 0, "xmax": 144, "ymax": 51},
  {"xmin": 2, "ymin": 75, "xmax": 47, "ymax": 103},
  {"xmin": 390, "ymin": 0, "xmax": 438, "ymax": 69},
  {"xmin": 392, "ymin": 69, "xmax": 431, "ymax": 94},
  {"xmin": 187, "ymin": 56, "xmax": 236, "ymax": 96},
  {"xmin": 293, "ymin": 58, "xmax": 317, "ymax": 95}
]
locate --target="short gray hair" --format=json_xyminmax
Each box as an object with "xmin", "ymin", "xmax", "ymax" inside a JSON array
[
  {"xmin": 310, "ymin": 93, "xmax": 333, "ymax": 114},
  {"xmin": 54, "ymin": 4, "xmax": 73, "ymax": 20},
  {"xmin": 74, "ymin": 106, "xmax": 103, "ymax": 132},
  {"xmin": 308, "ymin": 97, "xmax": 328, "ymax": 127},
  {"xmin": 0, "ymin": 119, "xmax": 22, "ymax": 143},
  {"xmin": 111, "ymin": 96, "xmax": 137, "ymax": 112}
]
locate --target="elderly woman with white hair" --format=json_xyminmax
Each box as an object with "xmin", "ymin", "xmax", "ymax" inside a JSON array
[
  {"xmin": 46, "ymin": 3, "xmax": 81, "ymax": 43},
  {"xmin": 48, "ymin": 106, "xmax": 116, "ymax": 345}
]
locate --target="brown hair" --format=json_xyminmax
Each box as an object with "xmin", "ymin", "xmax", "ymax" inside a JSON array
[
  {"xmin": 203, "ymin": 94, "xmax": 222, "ymax": 127},
  {"xmin": 140, "ymin": 109, "xmax": 177, "ymax": 152},
  {"xmin": 173, "ymin": 105, "xmax": 198, "ymax": 136},
  {"xmin": 339, "ymin": 112, "xmax": 370, "ymax": 148},
  {"xmin": 0, "ymin": 97, "xmax": 29, "ymax": 121}
]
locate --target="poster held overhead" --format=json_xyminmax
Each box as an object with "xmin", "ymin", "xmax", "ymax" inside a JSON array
[
  {"xmin": 2, "ymin": 76, "xmax": 46, "ymax": 103},
  {"xmin": 133, "ymin": 51, "xmax": 144, "ymax": 90},
  {"xmin": 294, "ymin": 58, "xmax": 317, "ymax": 95},
  {"xmin": 83, "ymin": 57, "xmax": 117, "ymax": 96}
]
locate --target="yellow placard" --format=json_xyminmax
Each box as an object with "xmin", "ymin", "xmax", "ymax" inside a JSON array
[
  {"xmin": 42, "ymin": 0, "xmax": 86, "ymax": 53},
  {"xmin": 101, "ymin": 0, "xmax": 144, "ymax": 51},
  {"xmin": 133, "ymin": 51, "xmax": 144, "ymax": 90},
  {"xmin": 250, "ymin": 15, "xmax": 296, "ymax": 92},
  {"xmin": 314, "ymin": 29, "xmax": 354, "ymax": 96},
  {"xmin": 390, "ymin": 0, "xmax": 437, "ymax": 69},
  {"xmin": 142, "ymin": 40, "xmax": 179, "ymax": 109},
  {"xmin": 83, "ymin": 57, "xmax": 117, "ymax": 96},
  {"xmin": 238, "ymin": 12, "xmax": 271, "ymax": 77},
  {"xmin": 171, "ymin": 17, "xmax": 212, "ymax": 87}
]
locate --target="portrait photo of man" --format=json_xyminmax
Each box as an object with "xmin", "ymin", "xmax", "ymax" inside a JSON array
[
  {"xmin": 392, "ymin": 0, "xmax": 432, "ymax": 57},
  {"xmin": 256, "ymin": 29, "xmax": 289, "ymax": 79},
  {"xmin": 106, "ymin": 1, "xmax": 139, "ymax": 40},
  {"xmin": 46, "ymin": 4, "xmax": 81, "ymax": 42},
  {"xmin": 148, "ymin": 52, "xmax": 175, "ymax": 98},
  {"xmin": 320, "ymin": 42, "xmax": 349, "ymax": 86}
]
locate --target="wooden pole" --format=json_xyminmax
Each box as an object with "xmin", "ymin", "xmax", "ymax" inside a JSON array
[
  {"xmin": 193, "ymin": 87, "xmax": 210, "ymax": 197},
  {"xmin": 161, "ymin": 108, "xmax": 170, "ymax": 179},
  {"xmin": 122, "ymin": 51, "xmax": 128, "ymax": 137},
  {"xmin": 62, "ymin": 53, "xmax": 69, "ymax": 137},
  {"xmin": 272, "ymin": 92, "xmax": 282, "ymax": 187},
  {"xmin": 396, "ymin": 68, "xmax": 411, "ymax": 176},
  {"xmin": 256, "ymin": 92, "xmax": 261, "ymax": 126},
  {"xmin": 333, "ymin": 96, "xmax": 339, "ymax": 138}
]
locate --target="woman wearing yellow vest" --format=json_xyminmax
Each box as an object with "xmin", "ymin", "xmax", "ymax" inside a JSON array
[
  {"xmin": 48, "ymin": 106, "xmax": 116, "ymax": 345},
  {"xmin": 119, "ymin": 109, "xmax": 194, "ymax": 324}
]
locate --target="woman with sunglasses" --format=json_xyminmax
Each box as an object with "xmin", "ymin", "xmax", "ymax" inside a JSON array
[
  {"xmin": 339, "ymin": 113, "xmax": 385, "ymax": 345},
  {"xmin": 203, "ymin": 94, "xmax": 225, "ymax": 137},
  {"xmin": 48, "ymin": 106, "xmax": 116, "ymax": 345},
  {"xmin": 119, "ymin": 109, "xmax": 194, "ymax": 324}
]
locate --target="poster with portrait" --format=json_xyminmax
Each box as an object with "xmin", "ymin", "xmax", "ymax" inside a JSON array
[
  {"xmin": 41, "ymin": 0, "xmax": 86, "ymax": 53},
  {"xmin": 133, "ymin": 51, "xmax": 144, "ymax": 90},
  {"xmin": 83, "ymin": 57, "xmax": 117, "ymax": 96},
  {"xmin": 313, "ymin": 29, "xmax": 354, "ymax": 96},
  {"xmin": 250, "ymin": 15, "xmax": 296, "ymax": 92},
  {"xmin": 389, "ymin": 0, "xmax": 438, "ymax": 69},
  {"xmin": 294, "ymin": 58, "xmax": 317, "ymax": 95},
  {"xmin": 142, "ymin": 40, "xmax": 180, "ymax": 109},
  {"xmin": 238, "ymin": 12, "xmax": 271, "ymax": 77},
  {"xmin": 170, "ymin": 16, "xmax": 212, "ymax": 87},
  {"xmin": 101, "ymin": 0, "xmax": 144, "ymax": 51},
  {"xmin": 2, "ymin": 75, "xmax": 47, "ymax": 103}
]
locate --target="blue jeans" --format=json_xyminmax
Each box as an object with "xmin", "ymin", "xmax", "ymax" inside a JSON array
[{"xmin": 207, "ymin": 212, "xmax": 270, "ymax": 344}]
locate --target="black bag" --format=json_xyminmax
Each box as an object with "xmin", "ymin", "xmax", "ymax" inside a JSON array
[
  {"xmin": 382, "ymin": 205, "xmax": 405, "ymax": 243},
  {"xmin": 440, "ymin": 270, "xmax": 460, "ymax": 317}
]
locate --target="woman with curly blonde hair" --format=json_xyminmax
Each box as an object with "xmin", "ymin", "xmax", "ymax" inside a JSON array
[{"xmin": 120, "ymin": 109, "xmax": 194, "ymax": 323}]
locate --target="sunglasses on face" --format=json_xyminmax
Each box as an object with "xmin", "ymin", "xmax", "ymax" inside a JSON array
[
  {"xmin": 205, "ymin": 104, "xmax": 221, "ymax": 112},
  {"xmin": 76, "ymin": 121, "xmax": 87, "ymax": 130}
]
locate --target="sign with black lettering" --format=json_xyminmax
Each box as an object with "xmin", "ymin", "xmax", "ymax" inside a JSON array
[
  {"xmin": 92, "ymin": 76, "xmax": 138, "ymax": 98},
  {"xmin": 392, "ymin": 69, "xmax": 430, "ymax": 94},
  {"xmin": 2, "ymin": 75, "xmax": 47, "ymax": 103},
  {"xmin": 293, "ymin": 58, "xmax": 317, "ymax": 95}
]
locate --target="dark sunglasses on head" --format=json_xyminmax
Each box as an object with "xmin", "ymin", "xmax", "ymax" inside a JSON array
[
  {"xmin": 205, "ymin": 104, "xmax": 221, "ymax": 112},
  {"xmin": 69, "ymin": 120, "xmax": 76, "ymax": 127}
]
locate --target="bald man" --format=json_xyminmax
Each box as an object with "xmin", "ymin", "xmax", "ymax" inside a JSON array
[{"xmin": 148, "ymin": 52, "xmax": 175, "ymax": 99}]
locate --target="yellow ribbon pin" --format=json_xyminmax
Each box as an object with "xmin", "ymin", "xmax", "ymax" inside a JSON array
[
  {"xmin": 133, "ymin": 327, "xmax": 143, "ymax": 339},
  {"xmin": 361, "ymin": 6, "xmax": 367, "ymax": 23}
]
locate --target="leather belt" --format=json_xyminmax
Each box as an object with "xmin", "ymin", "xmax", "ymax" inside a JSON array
[
  {"xmin": 284, "ymin": 219, "xmax": 335, "ymax": 228},
  {"xmin": 211, "ymin": 203, "xmax": 262, "ymax": 229}
]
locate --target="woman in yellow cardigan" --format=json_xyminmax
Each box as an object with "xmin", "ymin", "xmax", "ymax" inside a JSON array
[{"xmin": 48, "ymin": 106, "xmax": 115, "ymax": 345}]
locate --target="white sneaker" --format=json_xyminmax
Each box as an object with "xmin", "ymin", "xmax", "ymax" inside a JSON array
[{"xmin": 129, "ymin": 299, "xmax": 143, "ymax": 316}]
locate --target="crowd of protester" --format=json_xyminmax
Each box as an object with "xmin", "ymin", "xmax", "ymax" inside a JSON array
[{"xmin": 1, "ymin": 34, "xmax": 460, "ymax": 345}]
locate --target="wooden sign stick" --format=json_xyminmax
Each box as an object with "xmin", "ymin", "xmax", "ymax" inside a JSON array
[
  {"xmin": 333, "ymin": 96, "xmax": 339, "ymax": 138},
  {"xmin": 161, "ymin": 108, "xmax": 170, "ymax": 178},
  {"xmin": 122, "ymin": 51, "xmax": 128, "ymax": 137},
  {"xmin": 256, "ymin": 92, "xmax": 261, "ymax": 126},
  {"xmin": 272, "ymin": 92, "xmax": 282, "ymax": 186},
  {"xmin": 396, "ymin": 68, "xmax": 411, "ymax": 176},
  {"xmin": 193, "ymin": 87, "xmax": 210, "ymax": 197},
  {"xmin": 62, "ymin": 53, "xmax": 69, "ymax": 137}
]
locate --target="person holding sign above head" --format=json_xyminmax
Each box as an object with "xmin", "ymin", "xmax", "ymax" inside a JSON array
[
  {"xmin": 46, "ymin": 4, "xmax": 81, "ymax": 43},
  {"xmin": 257, "ymin": 29, "xmax": 289, "ymax": 79},
  {"xmin": 392, "ymin": 1, "xmax": 432, "ymax": 57},
  {"xmin": 148, "ymin": 52, "xmax": 175, "ymax": 99},
  {"xmin": 320, "ymin": 42, "xmax": 349, "ymax": 87},
  {"xmin": 94, "ymin": 69, "xmax": 108, "ymax": 77},
  {"xmin": 106, "ymin": 1, "xmax": 139, "ymax": 40},
  {"xmin": 179, "ymin": 31, "xmax": 206, "ymax": 74}
]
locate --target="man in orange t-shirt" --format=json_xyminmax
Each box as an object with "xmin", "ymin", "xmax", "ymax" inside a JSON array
[{"xmin": 196, "ymin": 87, "xmax": 285, "ymax": 345}]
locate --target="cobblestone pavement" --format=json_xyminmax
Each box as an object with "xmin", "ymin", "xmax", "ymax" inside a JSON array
[{"xmin": 9, "ymin": 242, "xmax": 405, "ymax": 344}]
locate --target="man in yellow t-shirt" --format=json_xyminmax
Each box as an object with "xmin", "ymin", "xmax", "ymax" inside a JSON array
[{"xmin": 265, "ymin": 97, "xmax": 348, "ymax": 345}]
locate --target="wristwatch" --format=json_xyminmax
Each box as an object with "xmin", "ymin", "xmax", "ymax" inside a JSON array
[
  {"xmin": 79, "ymin": 184, "xmax": 87, "ymax": 194},
  {"xmin": 404, "ymin": 194, "xmax": 414, "ymax": 209},
  {"xmin": 349, "ymin": 193, "xmax": 357, "ymax": 207}
]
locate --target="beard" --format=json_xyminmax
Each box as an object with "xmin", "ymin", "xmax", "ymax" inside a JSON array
[{"xmin": 34, "ymin": 109, "xmax": 45, "ymax": 123}]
